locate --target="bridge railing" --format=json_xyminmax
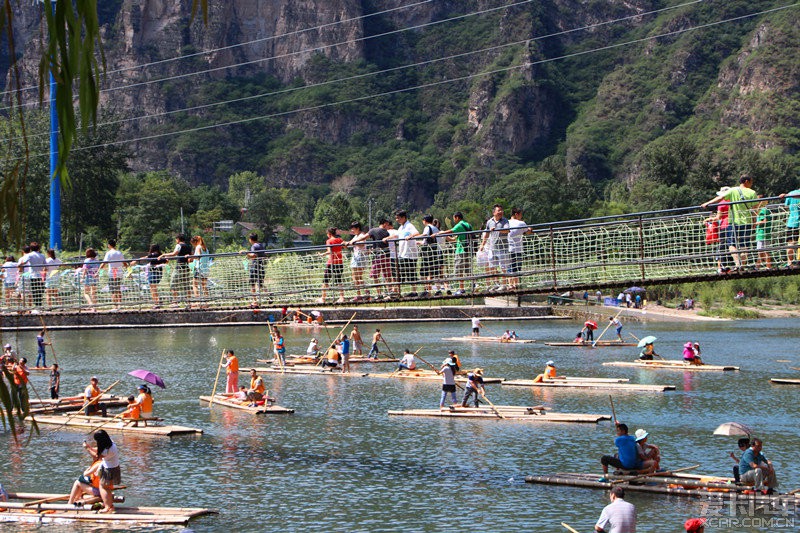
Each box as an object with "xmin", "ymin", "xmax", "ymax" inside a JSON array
[{"xmin": 1, "ymin": 199, "xmax": 794, "ymax": 313}]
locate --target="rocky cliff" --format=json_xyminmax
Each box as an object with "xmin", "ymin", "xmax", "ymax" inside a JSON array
[{"xmin": 2, "ymin": 0, "xmax": 798, "ymax": 214}]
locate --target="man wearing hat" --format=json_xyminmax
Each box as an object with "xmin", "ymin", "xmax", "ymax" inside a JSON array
[
  {"xmin": 439, "ymin": 353, "xmax": 458, "ymax": 408},
  {"xmin": 533, "ymin": 360, "xmax": 564, "ymax": 383},
  {"xmin": 634, "ymin": 428, "xmax": 660, "ymax": 473},
  {"xmin": 460, "ymin": 368, "xmax": 485, "ymax": 408},
  {"xmin": 306, "ymin": 338, "xmax": 320, "ymax": 358},
  {"xmin": 702, "ymin": 174, "xmax": 758, "ymax": 271}
]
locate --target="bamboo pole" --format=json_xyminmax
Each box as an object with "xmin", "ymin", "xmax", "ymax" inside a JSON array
[
  {"xmin": 561, "ymin": 523, "xmax": 580, "ymax": 533},
  {"xmin": 39, "ymin": 316, "xmax": 59, "ymax": 366},
  {"xmin": 592, "ymin": 308, "xmax": 624, "ymax": 347},
  {"xmin": 479, "ymin": 391, "xmax": 506, "ymax": 420},
  {"xmin": 381, "ymin": 338, "xmax": 396, "ymax": 358},
  {"xmin": 611, "ymin": 464, "xmax": 700, "ymax": 485},
  {"xmin": 84, "ymin": 410, "xmax": 127, "ymax": 435},
  {"xmin": 609, "ymin": 395, "xmax": 617, "ymax": 430},
  {"xmin": 208, "ymin": 350, "xmax": 226, "ymax": 409},
  {"xmin": 45, "ymin": 380, "xmax": 121, "ymax": 435}
]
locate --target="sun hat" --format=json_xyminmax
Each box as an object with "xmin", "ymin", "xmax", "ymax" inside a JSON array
[
  {"xmin": 684, "ymin": 342, "xmax": 693, "ymax": 348},
  {"xmin": 716, "ymin": 186, "xmax": 731, "ymax": 196},
  {"xmin": 137, "ymin": 384, "xmax": 147, "ymax": 390},
  {"xmin": 546, "ymin": 360, "xmax": 555, "ymax": 366},
  {"xmin": 473, "ymin": 368, "xmax": 483, "ymax": 376},
  {"xmin": 684, "ymin": 518, "xmax": 707, "ymax": 532},
  {"xmin": 3, "ymin": 344, "xmax": 10, "ymax": 349},
  {"xmin": 634, "ymin": 429, "xmax": 649, "ymax": 441}
]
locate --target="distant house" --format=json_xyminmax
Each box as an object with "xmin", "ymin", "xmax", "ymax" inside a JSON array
[{"xmin": 235, "ymin": 222, "xmax": 314, "ymax": 248}]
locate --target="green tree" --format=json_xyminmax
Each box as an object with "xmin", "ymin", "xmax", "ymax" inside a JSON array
[
  {"xmin": 246, "ymin": 189, "xmax": 289, "ymax": 244},
  {"xmin": 312, "ymin": 192, "xmax": 358, "ymax": 243}
]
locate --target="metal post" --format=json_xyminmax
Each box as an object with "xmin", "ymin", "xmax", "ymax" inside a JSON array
[{"xmin": 48, "ymin": 32, "xmax": 62, "ymax": 251}]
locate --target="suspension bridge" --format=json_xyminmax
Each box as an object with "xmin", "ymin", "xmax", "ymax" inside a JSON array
[{"xmin": 2, "ymin": 197, "xmax": 797, "ymax": 316}]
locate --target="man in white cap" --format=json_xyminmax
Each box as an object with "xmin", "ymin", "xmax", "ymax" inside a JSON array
[
  {"xmin": 634, "ymin": 428, "xmax": 660, "ymax": 473},
  {"xmin": 438, "ymin": 354, "xmax": 458, "ymax": 408}
]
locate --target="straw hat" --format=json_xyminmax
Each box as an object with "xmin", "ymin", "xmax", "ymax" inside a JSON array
[
  {"xmin": 715, "ymin": 186, "xmax": 731, "ymax": 197},
  {"xmin": 634, "ymin": 428, "xmax": 649, "ymax": 441},
  {"xmin": 473, "ymin": 368, "xmax": 483, "ymax": 376}
]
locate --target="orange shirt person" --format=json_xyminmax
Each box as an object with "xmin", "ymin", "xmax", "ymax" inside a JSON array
[
  {"xmin": 133, "ymin": 385, "xmax": 154, "ymax": 418},
  {"xmin": 83, "ymin": 376, "xmax": 107, "ymax": 417},
  {"xmin": 533, "ymin": 361, "xmax": 564, "ymax": 383},
  {"xmin": 223, "ymin": 350, "xmax": 239, "ymax": 393}
]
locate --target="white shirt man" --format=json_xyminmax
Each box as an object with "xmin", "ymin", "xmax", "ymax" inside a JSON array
[{"xmin": 595, "ymin": 486, "xmax": 636, "ymax": 533}]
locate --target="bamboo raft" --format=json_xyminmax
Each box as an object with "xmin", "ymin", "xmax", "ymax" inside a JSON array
[
  {"xmin": 28, "ymin": 394, "xmax": 128, "ymax": 415},
  {"xmin": 368, "ymin": 369, "xmax": 504, "ymax": 384},
  {"xmin": 770, "ymin": 378, "xmax": 800, "ymax": 385},
  {"xmin": 256, "ymin": 356, "xmax": 399, "ymax": 365},
  {"xmin": 254, "ymin": 366, "xmax": 504, "ymax": 383},
  {"xmin": 198, "ymin": 394, "xmax": 294, "ymax": 414},
  {"xmin": 544, "ymin": 341, "xmax": 637, "ymax": 347},
  {"xmin": 27, "ymin": 415, "xmax": 203, "ymax": 436},
  {"xmin": 0, "ymin": 491, "xmax": 216, "ymax": 526},
  {"xmin": 603, "ymin": 360, "xmax": 740, "ymax": 371},
  {"xmin": 525, "ymin": 471, "xmax": 799, "ymax": 504},
  {"xmin": 502, "ymin": 378, "xmax": 675, "ymax": 392},
  {"xmin": 388, "ymin": 405, "xmax": 610, "ymax": 423},
  {"xmin": 441, "ymin": 336, "xmax": 536, "ymax": 344}
]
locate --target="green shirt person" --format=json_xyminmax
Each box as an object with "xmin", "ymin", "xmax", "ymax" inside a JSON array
[{"xmin": 702, "ymin": 175, "xmax": 758, "ymax": 270}]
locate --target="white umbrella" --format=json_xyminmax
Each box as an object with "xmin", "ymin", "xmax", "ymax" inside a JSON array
[{"xmin": 713, "ymin": 422, "xmax": 752, "ymax": 437}]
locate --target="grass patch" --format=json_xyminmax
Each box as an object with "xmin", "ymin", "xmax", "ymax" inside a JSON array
[{"xmin": 698, "ymin": 306, "xmax": 761, "ymax": 319}]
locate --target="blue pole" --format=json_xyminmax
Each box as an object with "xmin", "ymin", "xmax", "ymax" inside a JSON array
[{"xmin": 49, "ymin": 60, "xmax": 62, "ymax": 250}]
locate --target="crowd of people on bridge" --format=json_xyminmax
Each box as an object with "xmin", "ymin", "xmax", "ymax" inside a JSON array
[{"xmin": 5, "ymin": 177, "xmax": 800, "ymax": 312}]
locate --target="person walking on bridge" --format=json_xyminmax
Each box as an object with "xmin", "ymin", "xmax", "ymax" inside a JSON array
[{"xmin": 702, "ymin": 175, "xmax": 758, "ymax": 271}]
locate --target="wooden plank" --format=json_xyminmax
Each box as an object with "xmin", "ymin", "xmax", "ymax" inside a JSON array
[
  {"xmin": 603, "ymin": 360, "xmax": 739, "ymax": 371},
  {"xmin": 770, "ymin": 378, "xmax": 800, "ymax": 385},
  {"xmin": 502, "ymin": 379, "xmax": 675, "ymax": 392},
  {"xmin": 368, "ymin": 371, "xmax": 504, "ymax": 384},
  {"xmin": 27, "ymin": 415, "xmax": 203, "ymax": 436},
  {"xmin": 198, "ymin": 395, "xmax": 294, "ymax": 414}
]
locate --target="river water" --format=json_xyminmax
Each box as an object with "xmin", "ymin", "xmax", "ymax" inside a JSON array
[{"xmin": 1, "ymin": 316, "xmax": 798, "ymax": 532}]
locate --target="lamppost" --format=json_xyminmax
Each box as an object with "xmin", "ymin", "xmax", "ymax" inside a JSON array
[{"xmin": 368, "ymin": 197, "xmax": 376, "ymax": 229}]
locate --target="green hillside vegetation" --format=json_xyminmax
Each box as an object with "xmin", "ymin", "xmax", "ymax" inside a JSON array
[{"xmin": 2, "ymin": 1, "xmax": 798, "ymax": 250}]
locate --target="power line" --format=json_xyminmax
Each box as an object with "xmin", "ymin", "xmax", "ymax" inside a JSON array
[
  {"xmin": 0, "ymin": 0, "xmax": 434, "ymax": 100},
  {"xmin": 9, "ymin": 0, "xmax": 706, "ymax": 143},
  {"xmin": 1, "ymin": 0, "xmax": 536, "ymax": 112},
  {"xmin": 11, "ymin": 2, "xmax": 799, "ymax": 162}
]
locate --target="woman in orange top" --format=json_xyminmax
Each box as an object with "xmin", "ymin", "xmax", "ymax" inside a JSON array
[
  {"xmin": 133, "ymin": 385, "xmax": 154, "ymax": 418},
  {"xmin": 223, "ymin": 350, "xmax": 239, "ymax": 393},
  {"xmin": 533, "ymin": 361, "xmax": 564, "ymax": 382},
  {"xmin": 68, "ymin": 460, "xmax": 102, "ymax": 506}
]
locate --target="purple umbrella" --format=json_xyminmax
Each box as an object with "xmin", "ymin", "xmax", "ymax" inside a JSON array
[{"xmin": 128, "ymin": 369, "xmax": 166, "ymax": 389}]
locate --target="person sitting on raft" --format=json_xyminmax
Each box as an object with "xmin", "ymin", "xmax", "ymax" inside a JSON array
[
  {"xmin": 599, "ymin": 423, "xmax": 655, "ymax": 481},
  {"xmin": 398, "ymin": 349, "xmax": 416, "ymax": 371},
  {"xmin": 639, "ymin": 342, "xmax": 658, "ymax": 360},
  {"xmin": 634, "ymin": 428, "xmax": 660, "ymax": 472},
  {"xmin": 67, "ymin": 459, "xmax": 102, "ymax": 507},
  {"xmin": 682, "ymin": 342, "xmax": 703, "ymax": 365},
  {"xmin": 321, "ymin": 345, "xmax": 340, "ymax": 371},
  {"xmin": 574, "ymin": 331, "xmax": 585, "ymax": 343},
  {"xmin": 120, "ymin": 396, "xmax": 141, "ymax": 425},
  {"xmin": 246, "ymin": 369, "xmax": 266, "ymax": 407},
  {"xmin": 132, "ymin": 384, "xmax": 154, "ymax": 419},
  {"xmin": 533, "ymin": 360, "xmax": 565, "ymax": 382}
]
